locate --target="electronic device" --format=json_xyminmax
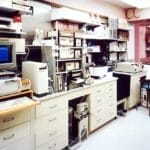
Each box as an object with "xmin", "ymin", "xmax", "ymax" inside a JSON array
[
  {"xmin": 0, "ymin": 71, "xmax": 16, "ymax": 79},
  {"xmin": 114, "ymin": 62, "xmax": 144, "ymax": 73},
  {"xmin": 22, "ymin": 61, "xmax": 49, "ymax": 97},
  {"xmin": 89, "ymin": 66, "xmax": 108, "ymax": 78},
  {"xmin": 74, "ymin": 102, "xmax": 89, "ymax": 142},
  {"xmin": 0, "ymin": 38, "xmax": 25, "ymax": 53},
  {"xmin": 0, "ymin": 41, "xmax": 16, "ymax": 71},
  {"xmin": 0, "ymin": 77, "xmax": 21, "ymax": 96}
]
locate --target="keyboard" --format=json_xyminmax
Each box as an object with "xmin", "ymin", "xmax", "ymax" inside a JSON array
[{"xmin": 0, "ymin": 96, "xmax": 33, "ymax": 111}]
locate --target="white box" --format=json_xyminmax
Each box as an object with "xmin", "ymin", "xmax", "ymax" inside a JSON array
[{"xmin": 22, "ymin": 61, "xmax": 49, "ymax": 96}]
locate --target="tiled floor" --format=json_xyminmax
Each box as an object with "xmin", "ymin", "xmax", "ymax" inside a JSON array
[{"xmin": 78, "ymin": 107, "xmax": 150, "ymax": 150}]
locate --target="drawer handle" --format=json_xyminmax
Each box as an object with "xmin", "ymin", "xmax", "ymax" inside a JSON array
[
  {"xmin": 3, "ymin": 133, "xmax": 14, "ymax": 141},
  {"xmin": 97, "ymin": 118, "xmax": 102, "ymax": 123},
  {"xmin": 49, "ymin": 117, "xmax": 56, "ymax": 122},
  {"xmin": 97, "ymin": 109, "xmax": 102, "ymax": 113},
  {"xmin": 108, "ymin": 95, "xmax": 113, "ymax": 98},
  {"xmin": 96, "ymin": 90, "xmax": 102, "ymax": 93},
  {"xmin": 3, "ymin": 117, "xmax": 15, "ymax": 123},
  {"xmin": 97, "ymin": 99, "xmax": 102, "ymax": 103},
  {"xmin": 49, "ymin": 105, "xmax": 57, "ymax": 109},
  {"xmin": 109, "ymin": 103, "xmax": 113, "ymax": 107},
  {"xmin": 48, "ymin": 143, "xmax": 56, "ymax": 149},
  {"xmin": 49, "ymin": 131, "xmax": 56, "ymax": 137}
]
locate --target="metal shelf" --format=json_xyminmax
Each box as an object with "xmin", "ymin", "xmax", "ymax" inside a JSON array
[
  {"xmin": 0, "ymin": 5, "xmax": 33, "ymax": 17},
  {"xmin": 57, "ymin": 58, "xmax": 82, "ymax": 62},
  {"xmin": 56, "ymin": 69, "xmax": 82, "ymax": 74}
]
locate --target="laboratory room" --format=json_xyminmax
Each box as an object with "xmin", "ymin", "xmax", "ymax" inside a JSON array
[{"xmin": 0, "ymin": 0, "xmax": 150, "ymax": 150}]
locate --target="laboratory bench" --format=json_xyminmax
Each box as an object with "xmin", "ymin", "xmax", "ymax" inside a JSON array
[{"xmin": 0, "ymin": 74, "xmax": 143, "ymax": 150}]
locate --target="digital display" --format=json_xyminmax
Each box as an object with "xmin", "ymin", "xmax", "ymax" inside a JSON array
[{"xmin": 0, "ymin": 46, "xmax": 12, "ymax": 63}]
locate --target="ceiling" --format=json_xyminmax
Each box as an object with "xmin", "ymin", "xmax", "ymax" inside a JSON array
[{"xmin": 102, "ymin": 0, "xmax": 135, "ymax": 9}]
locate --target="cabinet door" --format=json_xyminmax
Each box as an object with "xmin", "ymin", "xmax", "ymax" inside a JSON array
[{"xmin": 127, "ymin": 74, "xmax": 141, "ymax": 108}]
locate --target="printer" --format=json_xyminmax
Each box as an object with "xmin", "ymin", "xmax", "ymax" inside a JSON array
[{"xmin": 114, "ymin": 62, "xmax": 143, "ymax": 73}]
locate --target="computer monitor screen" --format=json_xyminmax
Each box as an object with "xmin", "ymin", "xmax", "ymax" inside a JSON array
[
  {"xmin": 0, "ymin": 45, "xmax": 12, "ymax": 63},
  {"xmin": 0, "ymin": 43, "xmax": 16, "ymax": 71}
]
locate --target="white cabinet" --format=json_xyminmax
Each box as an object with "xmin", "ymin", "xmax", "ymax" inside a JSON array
[
  {"xmin": 127, "ymin": 72, "xmax": 145, "ymax": 109},
  {"xmin": 0, "ymin": 109, "xmax": 33, "ymax": 150},
  {"xmin": 89, "ymin": 80, "xmax": 117, "ymax": 132},
  {"xmin": 35, "ymin": 97, "xmax": 68, "ymax": 150}
]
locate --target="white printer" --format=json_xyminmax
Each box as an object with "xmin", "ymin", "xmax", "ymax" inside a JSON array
[
  {"xmin": 22, "ymin": 61, "xmax": 49, "ymax": 97},
  {"xmin": 114, "ymin": 62, "xmax": 144, "ymax": 73},
  {"xmin": 0, "ymin": 77, "xmax": 21, "ymax": 96}
]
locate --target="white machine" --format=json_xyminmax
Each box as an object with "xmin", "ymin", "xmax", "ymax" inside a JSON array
[
  {"xmin": 74, "ymin": 102, "xmax": 89, "ymax": 142},
  {"xmin": 0, "ymin": 77, "xmax": 21, "ymax": 96},
  {"xmin": 22, "ymin": 61, "xmax": 49, "ymax": 97},
  {"xmin": 114, "ymin": 62, "xmax": 143, "ymax": 73}
]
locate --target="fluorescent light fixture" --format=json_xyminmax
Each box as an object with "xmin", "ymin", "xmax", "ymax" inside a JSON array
[{"xmin": 120, "ymin": 0, "xmax": 150, "ymax": 8}]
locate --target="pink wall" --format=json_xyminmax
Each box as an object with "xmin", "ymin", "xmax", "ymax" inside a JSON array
[{"xmin": 134, "ymin": 20, "xmax": 150, "ymax": 62}]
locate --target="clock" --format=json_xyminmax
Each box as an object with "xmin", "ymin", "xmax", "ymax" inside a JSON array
[{"xmin": 126, "ymin": 8, "xmax": 135, "ymax": 19}]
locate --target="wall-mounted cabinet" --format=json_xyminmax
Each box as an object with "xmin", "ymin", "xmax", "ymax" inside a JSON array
[{"xmin": 0, "ymin": 0, "xmax": 33, "ymax": 38}]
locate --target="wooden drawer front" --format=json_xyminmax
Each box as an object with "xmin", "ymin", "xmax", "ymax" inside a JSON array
[
  {"xmin": 36, "ymin": 109, "xmax": 67, "ymax": 131},
  {"xmin": 37, "ymin": 134, "xmax": 68, "ymax": 150},
  {"xmin": 36, "ymin": 98, "xmax": 66, "ymax": 118},
  {"xmin": 0, "ymin": 122, "xmax": 30, "ymax": 148},
  {"xmin": 0, "ymin": 136, "xmax": 31, "ymax": 150},
  {"xmin": 0, "ymin": 109, "xmax": 31, "ymax": 131}
]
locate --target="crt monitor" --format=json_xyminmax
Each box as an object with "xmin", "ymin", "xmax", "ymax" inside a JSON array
[{"xmin": 0, "ymin": 42, "xmax": 16, "ymax": 71}]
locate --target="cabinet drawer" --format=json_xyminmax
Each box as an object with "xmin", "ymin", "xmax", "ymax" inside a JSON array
[
  {"xmin": 37, "ymin": 134, "xmax": 68, "ymax": 150},
  {"xmin": 90, "ymin": 95, "xmax": 105, "ymax": 113},
  {"xmin": 36, "ymin": 109, "xmax": 67, "ymax": 131},
  {"xmin": 104, "ymin": 110, "xmax": 117, "ymax": 123},
  {"xmin": 0, "ymin": 109, "xmax": 31, "ymax": 131},
  {"xmin": 36, "ymin": 127, "xmax": 61, "ymax": 147},
  {"xmin": 89, "ymin": 114, "xmax": 106, "ymax": 132},
  {"xmin": 36, "ymin": 98, "xmax": 66, "ymax": 118},
  {"xmin": 105, "ymin": 82, "xmax": 116, "ymax": 96},
  {"xmin": 0, "ymin": 122, "xmax": 30, "ymax": 148},
  {"xmin": 0, "ymin": 136, "xmax": 31, "ymax": 150},
  {"xmin": 91, "ymin": 85, "xmax": 105, "ymax": 97}
]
